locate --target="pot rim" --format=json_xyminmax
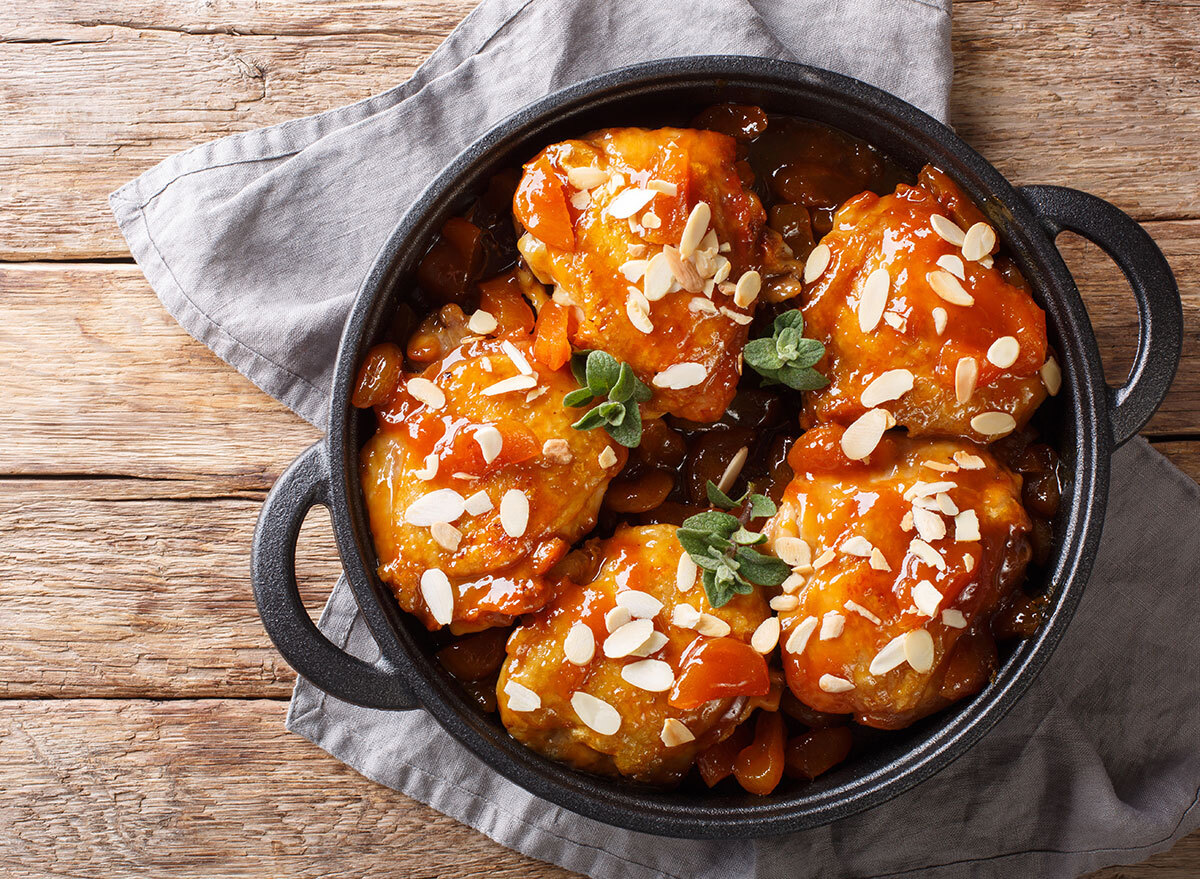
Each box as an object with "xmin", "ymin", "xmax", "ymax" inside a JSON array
[{"xmin": 323, "ymin": 55, "xmax": 1110, "ymax": 837}]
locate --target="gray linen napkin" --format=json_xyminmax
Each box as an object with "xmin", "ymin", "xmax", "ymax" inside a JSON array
[{"xmin": 109, "ymin": 0, "xmax": 1200, "ymax": 876}]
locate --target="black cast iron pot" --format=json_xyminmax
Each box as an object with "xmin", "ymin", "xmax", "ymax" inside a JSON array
[{"xmin": 251, "ymin": 56, "xmax": 1182, "ymax": 838}]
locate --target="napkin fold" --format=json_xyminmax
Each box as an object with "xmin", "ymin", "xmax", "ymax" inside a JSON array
[{"xmin": 110, "ymin": 0, "xmax": 1200, "ymax": 876}]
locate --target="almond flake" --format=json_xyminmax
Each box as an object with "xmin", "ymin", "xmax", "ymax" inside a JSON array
[
  {"xmin": 608, "ymin": 187, "xmax": 656, "ymax": 219},
  {"xmin": 840, "ymin": 408, "xmax": 891, "ymax": 460},
  {"xmin": 564, "ymin": 623, "xmax": 596, "ymax": 665},
  {"xmin": 858, "ymin": 267, "xmax": 890, "ymax": 332},
  {"xmin": 503, "ymin": 680, "xmax": 541, "ymax": 712},
  {"xmin": 467, "ymin": 310, "xmax": 499, "ymax": 334},
  {"xmin": 812, "ymin": 548, "xmax": 836, "ymax": 570},
  {"xmin": 870, "ymin": 634, "xmax": 908, "ymax": 675},
  {"xmin": 782, "ymin": 572, "xmax": 806, "ymax": 594},
  {"xmin": 463, "ymin": 490, "xmax": 493, "ymax": 516},
  {"xmin": 482, "ymin": 374, "xmax": 538, "ymax": 396},
  {"xmin": 909, "ymin": 538, "xmax": 947, "ymax": 571},
  {"xmin": 785, "ymin": 616, "xmax": 820, "ymax": 654},
  {"xmin": 676, "ymin": 554, "xmax": 697, "ymax": 592},
  {"xmin": 955, "ymin": 356, "xmax": 978, "ymax": 404},
  {"xmin": 931, "ymin": 213, "xmax": 967, "ymax": 246},
  {"xmin": 647, "ymin": 179, "xmax": 678, "ymax": 196},
  {"xmin": 695, "ymin": 614, "xmax": 732, "ymax": 638},
  {"xmin": 671, "ymin": 603, "xmax": 701, "ymax": 629},
  {"xmin": 617, "ymin": 590, "xmax": 664, "ymax": 619},
  {"xmin": 751, "ymin": 617, "xmax": 782, "ymax": 654},
  {"xmin": 955, "ymin": 509, "xmax": 982, "ymax": 542},
  {"xmin": 720, "ymin": 307, "xmax": 753, "ymax": 325},
  {"xmin": 936, "ymin": 492, "xmax": 959, "ymax": 516},
  {"xmin": 663, "ymin": 245, "xmax": 703, "ymax": 292},
  {"xmin": 571, "ymin": 691, "xmax": 621, "ymax": 735},
  {"xmin": 819, "ymin": 674, "xmax": 856, "ymax": 693},
  {"xmin": 804, "ymin": 243, "xmax": 831, "ymax": 283},
  {"xmin": 869, "ymin": 548, "xmax": 892, "ymax": 571},
  {"xmin": 775, "ymin": 536, "xmax": 811, "ymax": 570},
  {"xmin": 962, "ymin": 222, "xmax": 997, "ymax": 262},
  {"xmin": 841, "ymin": 536, "xmax": 874, "ymax": 557},
  {"xmin": 700, "ymin": 229, "xmax": 720, "ymax": 252},
  {"xmin": 628, "ymin": 243, "xmax": 646, "ymax": 257},
  {"xmin": 987, "ymin": 336, "xmax": 1020, "ymax": 369},
  {"xmin": 598, "ymin": 446, "xmax": 618, "ymax": 469},
  {"xmin": 912, "ymin": 507, "xmax": 947, "ymax": 542},
  {"xmin": 820, "ymin": 611, "xmax": 845, "ymax": 640},
  {"xmin": 643, "ymin": 252, "xmax": 674, "ymax": 301},
  {"xmin": 652, "ymin": 362, "xmax": 707, "ymax": 389},
  {"xmin": 679, "ymin": 202, "xmax": 712, "ymax": 258},
  {"xmin": 660, "ymin": 718, "xmax": 695, "ymax": 747},
  {"xmin": 414, "ymin": 453, "xmax": 439, "ymax": 481},
  {"xmin": 965, "ymin": 554, "xmax": 976, "ymax": 573},
  {"xmin": 499, "ymin": 489, "xmax": 529, "ymax": 538},
  {"xmin": 936, "ymin": 254, "xmax": 966, "ymax": 279},
  {"xmin": 770, "ymin": 594, "xmax": 800, "ymax": 612},
  {"xmin": 711, "ymin": 255, "xmax": 732, "ymax": 283},
  {"xmin": 474, "ymin": 424, "xmax": 503, "ymax": 464},
  {"xmin": 932, "ymin": 306, "xmax": 949, "ymax": 335},
  {"xmin": 569, "ymin": 189, "xmax": 591, "ymax": 210},
  {"xmin": 734, "ymin": 270, "xmax": 762, "ymax": 308},
  {"xmin": 942, "ymin": 609, "xmax": 968, "ymax": 629},
  {"xmin": 631, "ymin": 631, "xmax": 670, "ymax": 658},
  {"xmin": 690, "ymin": 297, "xmax": 719, "ymax": 315},
  {"xmin": 542, "ymin": 438, "xmax": 573, "ymax": 465},
  {"xmin": 430, "ymin": 522, "xmax": 462, "ymax": 552},
  {"xmin": 901, "ymin": 511, "xmax": 914, "ymax": 532},
  {"xmin": 912, "ymin": 580, "xmax": 943, "ymax": 616},
  {"xmin": 928, "ymin": 270, "xmax": 975, "ymax": 306},
  {"xmin": 953, "ymin": 451, "xmax": 986, "ymax": 470},
  {"xmin": 922, "ymin": 459, "xmax": 958, "ymax": 473},
  {"xmin": 717, "ymin": 446, "xmax": 749, "ymax": 493},
  {"xmin": 883, "ymin": 312, "xmax": 907, "ymax": 332},
  {"xmin": 405, "ymin": 489, "xmax": 466, "ymax": 526},
  {"xmin": 605, "ymin": 606, "xmax": 632, "ymax": 633},
  {"xmin": 845, "ymin": 600, "xmax": 882, "ymax": 625},
  {"xmin": 501, "ymin": 340, "xmax": 533, "ymax": 375},
  {"xmin": 567, "ymin": 166, "xmax": 609, "ymax": 190},
  {"xmin": 620, "ymin": 259, "xmax": 648, "ymax": 282},
  {"xmin": 626, "ymin": 288, "xmax": 654, "ymax": 334},
  {"xmin": 621, "ymin": 659, "xmax": 674, "ymax": 692},
  {"xmin": 904, "ymin": 629, "xmax": 935, "ymax": 672},
  {"xmin": 971, "ymin": 411, "xmax": 1017, "ymax": 437},
  {"xmin": 1040, "ymin": 357, "xmax": 1062, "ymax": 395},
  {"xmin": 604, "ymin": 619, "xmax": 654, "ymax": 658},
  {"xmin": 641, "ymin": 211, "xmax": 662, "ymax": 229},
  {"xmin": 860, "ymin": 369, "xmax": 914, "ymax": 408},
  {"xmin": 419, "ymin": 569, "xmax": 454, "ymax": 625},
  {"xmin": 980, "ymin": 254, "xmax": 994, "ymax": 268},
  {"xmin": 406, "ymin": 377, "xmax": 445, "ymax": 410}
]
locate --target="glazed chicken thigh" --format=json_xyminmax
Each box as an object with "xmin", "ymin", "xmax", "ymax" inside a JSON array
[
  {"xmin": 764, "ymin": 424, "xmax": 1031, "ymax": 729},
  {"xmin": 497, "ymin": 524, "xmax": 776, "ymax": 784},
  {"xmin": 514, "ymin": 127, "xmax": 796, "ymax": 422}
]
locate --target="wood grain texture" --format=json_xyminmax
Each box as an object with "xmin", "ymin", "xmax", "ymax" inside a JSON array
[{"xmin": 2, "ymin": 0, "xmax": 1200, "ymax": 258}]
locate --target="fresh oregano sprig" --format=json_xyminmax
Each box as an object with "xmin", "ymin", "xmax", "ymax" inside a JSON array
[
  {"xmin": 676, "ymin": 481, "xmax": 789, "ymax": 608},
  {"xmin": 743, "ymin": 309, "xmax": 829, "ymax": 391},
  {"xmin": 564, "ymin": 350, "xmax": 652, "ymax": 448}
]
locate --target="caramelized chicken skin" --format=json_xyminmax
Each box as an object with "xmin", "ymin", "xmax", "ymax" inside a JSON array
[
  {"xmin": 514, "ymin": 127, "xmax": 797, "ymax": 422},
  {"xmin": 765, "ymin": 424, "xmax": 1031, "ymax": 729},
  {"xmin": 497, "ymin": 524, "xmax": 777, "ymax": 784},
  {"xmin": 801, "ymin": 173, "xmax": 1053, "ymax": 440},
  {"xmin": 360, "ymin": 335, "xmax": 625, "ymax": 631}
]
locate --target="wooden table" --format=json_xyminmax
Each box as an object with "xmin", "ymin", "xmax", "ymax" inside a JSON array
[{"xmin": 1, "ymin": 1, "xmax": 1196, "ymax": 876}]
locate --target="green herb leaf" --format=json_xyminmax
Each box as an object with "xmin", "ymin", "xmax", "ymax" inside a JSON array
[
  {"xmin": 772, "ymin": 364, "xmax": 831, "ymax": 392},
  {"xmin": 773, "ymin": 310, "xmax": 805, "ymax": 334},
  {"xmin": 568, "ymin": 351, "xmax": 651, "ymax": 448},
  {"xmin": 706, "ymin": 480, "xmax": 740, "ymax": 510},
  {"xmin": 745, "ymin": 308, "xmax": 828, "ymax": 391},
  {"xmin": 681, "ymin": 510, "xmax": 741, "ymax": 535},
  {"xmin": 571, "ymin": 408, "xmax": 608, "ymax": 431},
  {"xmin": 604, "ymin": 402, "xmax": 642, "ymax": 448},
  {"xmin": 732, "ymin": 546, "xmax": 791, "ymax": 586},
  {"xmin": 731, "ymin": 526, "xmax": 768, "ymax": 546},
  {"xmin": 570, "ymin": 351, "xmax": 591, "ymax": 387},
  {"xmin": 747, "ymin": 493, "xmax": 777, "ymax": 519},
  {"xmin": 743, "ymin": 338, "xmax": 783, "ymax": 372},
  {"xmin": 562, "ymin": 387, "xmax": 595, "ymax": 408},
  {"xmin": 585, "ymin": 350, "xmax": 620, "ymax": 396}
]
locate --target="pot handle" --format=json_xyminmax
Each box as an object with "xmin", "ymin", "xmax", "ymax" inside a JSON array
[
  {"xmin": 252, "ymin": 441, "xmax": 418, "ymax": 710},
  {"xmin": 1019, "ymin": 185, "xmax": 1182, "ymax": 447}
]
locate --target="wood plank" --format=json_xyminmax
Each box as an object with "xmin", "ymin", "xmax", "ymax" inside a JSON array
[
  {"xmin": 0, "ymin": 696, "xmax": 1194, "ymax": 878},
  {"xmin": 0, "ymin": 698, "xmax": 575, "ymax": 879},
  {"xmin": 2, "ymin": 0, "xmax": 1199, "ymax": 259}
]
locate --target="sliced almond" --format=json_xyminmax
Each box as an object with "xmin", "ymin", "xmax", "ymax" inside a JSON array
[
  {"xmin": 717, "ymin": 446, "xmax": 749, "ymax": 494},
  {"xmin": 503, "ymin": 679, "xmax": 541, "ymax": 712},
  {"xmin": 987, "ymin": 336, "xmax": 1020, "ymax": 369},
  {"xmin": 671, "ymin": 603, "xmax": 701, "ymax": 629},
  {"xmin": 463, "ymin": 490, "xmax": 493, "ymax": 516},
  {"xmin": 935, "ymin": 492, "xmax": 959, "ymax": 516},
  {"xmin": 643, "ymin": 251, "xmax": 674, "ymax": 301},
  {"xmin": 971, "ymin": 411, "xmax": 1017, "ymax": 437},
  {"xmin": 955, "ymin": 509, "xmax": 982, "ymax": 542},
  {"xmin": 860, "ymin": 368, "xmax": 914, "ymax": 407},
  {"xmin": 699, "ymin": 229, "xmax": 720, "ymax": 253},
  {"xmin": 869, "ymin": 634, "xmax": 908, "ymax": 675},
  {"xmin": 804, "ymin": 243, "xmax": 832, "ymax": 283},
  {"xmin": 812, "ymin": 548, "xmax": 837, "ymax": 570},
  {"xmin": 405, "ymin": 489, "xmax": 466, "ymax": 527},
  {"xmin": 603, "ymin": 618, "xmax": 655, "ymax": 658},
  {"xmin": 663, "ymin": 245, "xmax": 704, "ymax": 293},
  {"xmin": 430, "ymin": 522, "xmax": 462, "ymax": 552},
  {"xmin": 406, "ymin": 377, "xmax": 445, "ymax": 410},
  {"xmin": 567, "ymin": 166, "xmax": 609, "ymax": 190},
  {"xmin": 1040, "ymin": 356, "xmax": 1062, "ymax": 396},
  {"xmin": 467, "ymin": 310, "xmax": 498, "ymax": 335},
  {"xmin": 720, "ymin": 306, "xmax": 753, "ymax": 325},
  {"xmin": 857, "ymin": 267, "xmax": 890, "ymax": 332},
  {"xmin": 912, "ymin": 580, "xmax": 943, "ymax": 617},
  {"xmin": 660, "ymin": 718, "xmax": 696, "ymax": 747},
  {"xmin": 900, "ymin": 510, "xmax": 914, "ymax": 532},
  {"xmin": 598, "ymin": 446, "xmax": 618, "ymax": 469},
  {"xmin": 841, "ymin": 536, "xmax": 874, "ymax": 557},
  {"xmin": 626, "ymin": 288, "xmax": 654, "ymax": 334},
  {"xmin": 869, "ymin": 547, "xmax": 891, "ymax": 572},
  {"xmin": 775, "ymin": 536, "xmax": 811, "ymax": 570},
  {"xmin": 952, "ymin": 451, "xmax": 986, "ymax": 470},
  {"xmin": 734, "ymin": 270, "xmax": 762, "ymax": 308},
  {"xmin": 883, "ymin": 312, "xmax": 907, "ymax": 332},
  {"xmin": 647, "ymin": 179, "xmax": 679, "ymax": 196},
  {"xmin": 605, "ymin": 605, "xmax": 632, "ymax": 633},
  {"xmin": 564, "ymin": 623, "xmax": 596, "ymax": 666},
  {"xmin": 785, "ymin": 616, "xmax": 820, "ymax": 655},
  {"xmin": 631, "ymin": 631, "xmax": 670, "ymax": 658},
  {"xmin": 962, "ymin": 222, "xmax": 997, "ymax": 262},
  {"xmin": 616, "ymin": 590, "xmax": 663, "ymax": 620},
  {"xmin": 845, "ymin": 600, "xmax": 882, "ymax": 625},
  {"xmin": 904, "ymin": 628, "xmax": 935, "ymax": 673},
  {"xmin": 909, "ymin": 538, "xmax": 947, "ymax": 571},
  {"xmin": 482, "ymin": 374, "xmax": 538, "ymax": 396},
  {"xmin": 751, "ymin": 617, "xmax": 781, "ymax": 654},
  {"xmin": 473, "ymin": 424, "xmax": 503, "ymax": 465},
  {"xmin": 932, "ymin": 306, "xmax": 948, "ymax": 335},
  {"xmin": 571, "ymin": 691, "xmax": 621, "ymax": 735},
  {"xmin": 541, "ymin": 438, "xmax": 573, "ymax": 465},
  {"xmin": 414, "ymin": 453, "xmax": 438, "ymax": 481},
  {"xmin": 676, "ymin": 554, "xmax": 697, "ymax": 592},
  {"xmin": 840, "ymin": 408, "xmax": 891, "ymax": 460},
  {"xmin": 955, "ymin": 357, "xmax": 978, "ymax": 404},
  {"xmin": 652, "ymin": 362, "xmax": 707, "ymax": 390},
  {"xmin": 679, "ymin": 202, "xmax": 712, "ymax": 258},
  {"xmin": 930, "ymin": 213, "xmax": 967, "ymax": 246},
  {"xmin": 819, "ymin": 674, "xmax": 856, "ymax": 694},
  {"xmin": 782, "ymin": 572, "xmax": 806, "ymax": 594},
  {"xmin": 419, "ymin": 569, "xmax": 454, "ymax": 625},
  {"xmin": 621, "ymin": 659, "xmax": 674, "ymax": 692},
  {"xmin": 689, "ymin": 296, "xmax": 719, "ymax": 315},
  {"xmin": 619, "ymin": 259, "xmax": 648, "ymax": 282},
  {"xmin": 499, "ymin": 489, "xmax": 529, "ymax": 538},
  {"xmin": 912, "ymin": 507, "xmax": 947, "ymax": 543},
  {"xmin": 904, "ymin": 481, "xmax": 958, "ymax": 502},
  {"xmin": 820, "ymin": 611, "xmax": 845, "ymax": 640},
  {"xmin": 942, "ymin": 609, "xmax": 968, "ymax": 629},
  {"xmin": 641, "ymin": 211, "xmax": 662, "ymax": 229},
  {"xmin": 711, "ymin": 255, "xmax": 732, "ymax": 284},
  {"xmin": 695, "ymin": 614, "xmax": 732, "ymax": 638},
  {"xmin": 500, "ymin": 340, "xmax": 533, "ymax": 376},
  {"xmin": 928, "ymin": 270, "xmax": 975, "ymax": 307},
  {"xmin": 607, "ymin": 187, "xmax": 656, "ymax": 220},
  {"xmin": 770, "ymin": 594, "xmax": 800, "ymax": 612},
  {"xmin": 936, "ymin": 253, "xmax": 966, "ymax": 280}
]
